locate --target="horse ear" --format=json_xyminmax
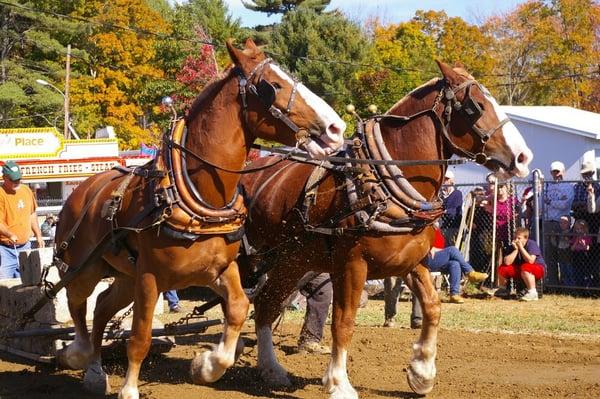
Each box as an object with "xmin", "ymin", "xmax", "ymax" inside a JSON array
[
  {"xmin": 226, "ymin": 38, "xmax": 265, "ymax": 74},
  {"xmin": 226, "ymin": 38, "xmax": 245, "ymax": 67},
  {"xmin": 436, "ymin": 60, "xmax": 461, "ymax": 85}
]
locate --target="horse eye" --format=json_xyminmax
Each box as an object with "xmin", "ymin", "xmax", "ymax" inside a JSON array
[
  {"xmin": 272, "ymin": 82, "xmax": 282, "ymax": 90},
  {"xmin": 478, "ymin": 102, "xmax": 485, "ymax": 110}
]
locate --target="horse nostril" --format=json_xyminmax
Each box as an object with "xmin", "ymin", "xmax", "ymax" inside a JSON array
[
  {"xmin": 328, "ymin": 123, "xmax": 341, "ymax": 135},
  {"xmin": 517, "ymin": 152, "xmax": 527, "ymax": 164}
]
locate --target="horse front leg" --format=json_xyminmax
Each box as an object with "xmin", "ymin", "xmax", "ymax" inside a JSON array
[
  {"xmin": 323, "ymin": 251, "xmax": 367, "ymax": 399},
  {"xmin": 84, "ymin": 274, "xmax": 135, "ymax": 395},
  {"xmin": 56, "ymin": 259, "xmax": 108, "ymax": 370},
  {"xmin": 404, "ymin": 263, "xmax": 441, "ymax": 395},
  {"xmin": 118, "ymin": 270, "xmax": 159, "ymax": 399},
  {"xmin": 190, "ymin": 260, "xmax": 249, "ymax": 384},
  {"xmin": 254, "ymin": 262, "xmax": 307, "ymax": 387}
]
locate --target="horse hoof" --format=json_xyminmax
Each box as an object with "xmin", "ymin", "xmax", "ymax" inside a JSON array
[
  {"xmin": 118, "ymin": 386, "xmax": 139, "ymax": 399},
  {"xmin": 259, "ymin": 366, "xmax": 291, "ymax": 387},
  {"xmin": 190, "ymin": 350, "xmax": 226, "ymax": 384},
  {"xmin": 83, "ymin": 362, "xmax": 111, "ymax": 395},
  {"xmin": 56, "ymin": 345, "xmax": 93, "ymax": 370},
  {"xmin": 406, "ymin": 365, "xmax": 435, "ymax": 395},
  {"xmin": 328, "ymin": 385, "xmax": 359, "ymax": 399}
]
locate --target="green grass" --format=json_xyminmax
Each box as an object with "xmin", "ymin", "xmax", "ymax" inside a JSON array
[{"xmin": 160, "ymin": 293, "xmax": 600, "ymax": 339}]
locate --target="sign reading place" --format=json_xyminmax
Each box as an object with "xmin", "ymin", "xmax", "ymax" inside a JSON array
[{"xmin": 0, "ymin": 127, "xmax": 64, "ymax": 158}]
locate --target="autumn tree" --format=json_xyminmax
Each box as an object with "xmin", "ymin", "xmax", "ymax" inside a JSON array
[
  {"xmin": 484, "ymin": 0, "xmax": 600, "ymax": 109},
  {"xmin": 70, "ymin": 0, "xmax": 169, "ymax": 148},
  {"xmin": 412, "ymin": 10, "xmax": 495, "ymax": 83},
  {"xmin": 351, "ymin": 19, "xmax": 437, "ymax": 114}
]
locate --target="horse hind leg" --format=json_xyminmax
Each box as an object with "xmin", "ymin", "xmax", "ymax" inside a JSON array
[
  {"xmin": 404, "ymin": 263, "xmax": 441, "ymax": 395},
  {"xmin": 84, "ymin": 273, "xmax": 135, "ymax": 395},
  {"xmin": 190, "ymin": 260, "xmax": 249, "ymax": 384},
  {"xmin": 56, "ymin": 259, "xmax": 109, "ymax": 370}
]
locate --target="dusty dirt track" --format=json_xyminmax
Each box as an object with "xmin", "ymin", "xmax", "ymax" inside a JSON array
[{"xmin": 1, "ymin": 321, "xmax": 599, "ymax": 399}]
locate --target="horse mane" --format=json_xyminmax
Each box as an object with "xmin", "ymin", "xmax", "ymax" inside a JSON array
[
  {"xmin": 386, "ymin": 77, "xmax": 443, "ymax": 115},
  {"xmin": 185, "ymin": 66, "xmax": 235, "ymax": 122}
]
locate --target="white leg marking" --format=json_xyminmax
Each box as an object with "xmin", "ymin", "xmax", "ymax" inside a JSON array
[
  {"xmin": 58, "ymin": 334, "xmax": 94, "ymax": 370},
  {"xmin": 323, "ymin": 349, "xmax": 358, "ymax": 399},
  {"xmin": 407, "ymin": 341, "xmax": 437, "ymax": 395}
]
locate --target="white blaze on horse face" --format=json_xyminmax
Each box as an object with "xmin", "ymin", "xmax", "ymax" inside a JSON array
[
  {"xmin": 270, "ymin": 65, "xmax": 346, "ymax": 155},
  {"xmin": 486, "ymin": 92, "xmax": 533, "ymax": 178}
]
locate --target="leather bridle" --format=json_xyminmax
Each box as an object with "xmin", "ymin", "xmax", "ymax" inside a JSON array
[
  {"xmin": 436, "ymin": 79, "xmax": 511, "ymax": 169},
  {"xmin": 235, "ymin": 58, "xmax": 311, "ymax": 144}
]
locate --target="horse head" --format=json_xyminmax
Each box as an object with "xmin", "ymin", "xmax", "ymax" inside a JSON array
[
  {"xmin": 435, "ymin": 61, "xmax": 532, "ymax": 178},
  {"xmin": 226, "ymin": 39, "xmax": 346, "ymax": 159}
]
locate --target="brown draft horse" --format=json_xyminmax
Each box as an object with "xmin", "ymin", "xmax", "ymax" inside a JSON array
[
  {"xmin": 239, "ymin": 61, "xmax": 533, "ymax": 398},
  {"xmin": 53, "ymin": 39, "xmax": 346, "ymax": 399}
]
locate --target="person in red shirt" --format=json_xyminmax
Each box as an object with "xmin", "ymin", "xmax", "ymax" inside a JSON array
[{"xmin": 425, "ymin": 227, "xmax": 488, "ymax": 303}]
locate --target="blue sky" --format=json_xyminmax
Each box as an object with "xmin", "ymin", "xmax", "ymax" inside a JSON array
[{"xmin": 217, "ymin": 0, "xmax": 526, "ymax": 27}]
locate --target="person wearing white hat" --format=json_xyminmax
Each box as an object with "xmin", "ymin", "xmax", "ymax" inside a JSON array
[
  {"xmin": 440, "ymin": 169, "xmax": 463, "ymax": 245},
  {"xmin": 543, "ymin": 160, "xmax": 574, "ymax": 286},
  {"xmin": 573, "ymin": 160, "xmax": 599, "ymax": 221}
]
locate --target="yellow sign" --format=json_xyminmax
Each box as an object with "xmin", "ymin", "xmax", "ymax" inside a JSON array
[{"xmin": 0, "ymin": 127, "xmax": 65, "ymax": 159}]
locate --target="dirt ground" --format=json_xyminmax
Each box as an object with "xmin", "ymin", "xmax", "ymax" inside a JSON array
[{"xmin": 1, "ymin": 319, "xmax": 599, "ymax": 399}]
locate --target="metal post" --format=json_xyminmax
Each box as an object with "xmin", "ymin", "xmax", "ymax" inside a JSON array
[
  {"xmin": 532, "ymin": 169, "xmax": 541, "ymax": 245},
  {"xmin": 64, "ymin": 44, "xmax": 71, "ymax": 139},
  {"xmin": 490, "ymin": 179, "xmax": 498, "ymax": 285}
]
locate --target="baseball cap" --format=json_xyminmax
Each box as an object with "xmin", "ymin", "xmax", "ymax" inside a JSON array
[
  {"xmin": 550, "ymin": 161, "xmax": 565, "ymax": 172},
  {"xmin": 2, "ymin": 160, "xmax": 22, "ymax": 181},
  {"xmin": 444, "ymin": 170, "xmax": 454, "ymax": 179},
  {"xmin": 580, "ymin": 160, "xmax": 595, "ymax": 174}
]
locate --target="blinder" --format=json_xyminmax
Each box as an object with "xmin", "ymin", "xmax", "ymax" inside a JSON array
[
  {"xmin": 255, "ymin": 79, "xmax": 277, "ymax": 107},
  {"xmin": 460, "ymin": 94, "xmax": 483, "ymax": 126}
]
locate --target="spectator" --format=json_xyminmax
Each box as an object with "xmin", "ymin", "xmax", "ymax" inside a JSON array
[
  {"xmin": 520, "ymin": 171, "xmax": 544, "ymax": 231},
  {"xmin": 297, "ymin": 272, "xmax": 332, "ymax": 354},
  {"xmin": 572, "ymin": 161, "xmax": 599, "ymax": 224},
  {"xmin": 164, "ymin": 290, "xmax": 181, "ymax": 313},
  {"xmin": 570, "ymin": 219, "xmax": 592, "ymax": 287},
  {"xmin": 469, "ymin": 184, "xmax": 494, "ymax": 273},
  {"xmin": 485, "ymin": 181, "xmax": 520, "ymax": 247},
  {"xmin": 586, "ymin": 181, "xmax": 600, "ymax": 287},
  {"xmin": 543, "ymin": 161, "xmax": 574, "ymax": 286},
  {"xmin": 40, "ymin": 214, "xmax": 57, "ymax": 241},
  {"xmin": 424, "ymin": 227, "xmax": 488, "ymax": 303},
  {"xmin": 553, "ymin": 215, "xmax": 574, "ymax": 286},
  {"xmin": 440, "ymin": 170, "xmax": 463, "ymax": 245},
  {"xmin": 0, "ymin": 161, "xmax": 45, "ymax": 279},
  {"xmin": 497, "ymin": 227, "xmax": 545, "ymax": 301},
  {"xmin": 382, "ymin": 277, "xmax": 422, "ymax": 329}
]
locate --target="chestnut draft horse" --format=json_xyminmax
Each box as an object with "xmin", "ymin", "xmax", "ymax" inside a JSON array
[
  {"xmin": 239, "ymin": 61, "xmax": 533, "ymax": 398},
  {"xmin": 53, "ymin": 39, "xmax": 346, "ymax": 399}
]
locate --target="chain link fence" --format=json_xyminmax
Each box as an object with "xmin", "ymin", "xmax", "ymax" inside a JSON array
[{"xmin": 444, "ymin": 173, "xmax": 600, "ymax": 295}]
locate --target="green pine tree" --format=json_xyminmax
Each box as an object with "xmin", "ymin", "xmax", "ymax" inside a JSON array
[{"xmin": 242, "ymin": 0, "xmax": 331, "ymax": 15}]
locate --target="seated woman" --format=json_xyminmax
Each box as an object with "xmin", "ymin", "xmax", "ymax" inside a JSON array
[
  {"xmin": 496, "ymin": 227, "xmax": 545, "ymax": 301},
  {"xmin": 425, "ymin": 228, "xmax": 488, "ymax": 303}
]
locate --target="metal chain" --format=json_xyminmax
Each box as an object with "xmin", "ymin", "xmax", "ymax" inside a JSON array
[
  {"xmin": 105, "ymin": 304, "xmax": 134, "ymax": 340},
  {"xmin": 163, "ymin": 303, "xmax": 212, "ymax": 334}
]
